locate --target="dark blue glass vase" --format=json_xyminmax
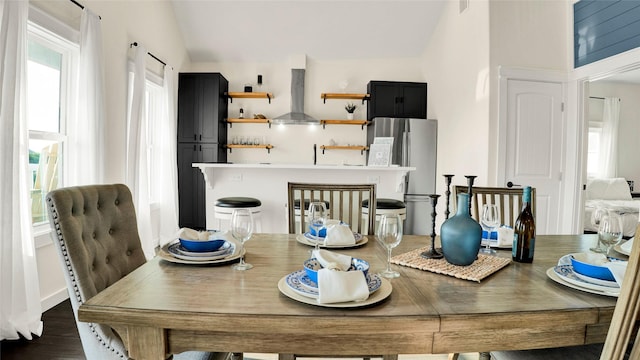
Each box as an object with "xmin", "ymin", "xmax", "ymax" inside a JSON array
[{"xmin": 440, "ymin": 193, "xmax": 482, "ymax": 266}]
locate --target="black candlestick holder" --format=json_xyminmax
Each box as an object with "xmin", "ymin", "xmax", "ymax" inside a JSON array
[
  {"xmin": 443, "ymin": 174, "xmax": 454, "ymax": 220},
  {"xmin": 421, "ymin": 194, "xmax": 443, "ymax": 259},
  {"xmin": 464, "ymin": 175, "xmax": 477, "ymax": 215}
]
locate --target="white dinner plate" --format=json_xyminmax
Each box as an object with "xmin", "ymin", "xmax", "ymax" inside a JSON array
[
  {"xmin": 614, "ymin": 239, "xmax": 632, "ymax": 256},
  {"xmin": 277, "ymin": 274, "xmax": 392, "ymax": 308},
  {"xmin": 284, "ymin": 269, "xmax": 382, "ymax": 299},
  {"xmin": 158, "ymin": 239, "xmax": 244, "ymax": 265},
  {"xmin": 546, "ymin": 267, "xmax": 619, "ymax": 297},
  {"xmin": 295, "ymin": 233, "xmax": 368, "ymax": 249}
]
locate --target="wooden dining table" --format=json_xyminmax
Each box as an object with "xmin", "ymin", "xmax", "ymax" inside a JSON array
[{"xmin": 78, "ymin": 233, "xmax": 619, "ymax": 360}]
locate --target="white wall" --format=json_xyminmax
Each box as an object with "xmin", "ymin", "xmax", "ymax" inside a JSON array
[
  {"xmin": 588, "ymin": 81, "xmax": 640, "ymax": 187},
  {"xmin": 31, "ymin": 0, "xmax": 192, "ymax": 311},
  {"xmin": 420, "ymin": 0, "xmax": 491, "ymax": 228},
  {"xmin": 189, "ymin": 57, "xmax": 426, "ymax": 165}
]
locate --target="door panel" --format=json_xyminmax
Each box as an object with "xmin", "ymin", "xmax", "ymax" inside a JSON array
[{"xmin": 506, "ymin": 79, "xmax": 564, "ymax": 234}]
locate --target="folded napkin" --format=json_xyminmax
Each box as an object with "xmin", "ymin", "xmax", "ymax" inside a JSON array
[
  {"xmin": 317, "ymin": 267, "xmax": 369, "ymax": 304},
  {"xmin": 604, "ymin": 261, "xmax": 628, "ymax": 286},
  {"xmin": 324, "ymin": 224, "xmax": 356, "ymax": 245},
  {"xmin": 620, "ymin": 237, "xmax": 634, "ymax": 254},
  {"xmin": 177, "ymin": 228, "xmax": 211, "ymax": 240},
  {"xmin": 497, "ymin": 226, "xmax": 514, "ymax": 248},
  {"xmin": 312, "ymin": 249, "xmax": 352, "ymax": 271}
]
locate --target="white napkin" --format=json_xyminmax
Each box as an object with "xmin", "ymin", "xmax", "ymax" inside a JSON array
[
  {"xmin": 317, "ymin": 268, "xmax": 369, "ymax": 304},
  {"xmin": 324, "ymin": 224, "xmax": 356, "ymax": 245},
  {"xmin": 604, "ymin": 261, "xmax": 628, "ymax": 286},
  {"xmin": 620, "ymin": 237, "xmax": 634, "ymax": 254},
  {"xmin": 497, "ymin": 226, "xmax": 514, "ymax": 248},
  {"xmin": 312, "ymin": 249, "xmax": 352, "ymax": 271},
  {"xmin": 177, "ymin": 228, "xmax": 210, "ymax": 240}
]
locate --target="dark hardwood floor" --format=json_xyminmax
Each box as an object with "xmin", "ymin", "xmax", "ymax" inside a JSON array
[{"xmin": 0, "ymin": 299, "xmax": 85, "ymax": 360}]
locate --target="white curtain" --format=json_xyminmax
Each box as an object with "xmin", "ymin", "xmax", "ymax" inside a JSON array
[
  {"xmin": 126, "ymin": 45, "xmax": 154, "ymax": 259},
  {"xmin": 597, "ymin": 97, "xmax": 620, "ymax": 178},
  {"xmin": 68, "ymin": 8, "xmax": 105, "ymax": 185},
  {"xmin": 0, "ymin": 0, "xmax": 44, "ymax": 340},
  {"xmin": 158, "ymin": 66, "xmax": 180, "ymax": 247}
]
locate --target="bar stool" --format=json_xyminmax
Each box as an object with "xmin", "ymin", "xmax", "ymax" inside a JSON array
[
  {"xmin": 362, "ymin": 198, "xmax": 407, "ymax": 234},
  {"xmin": 214, "ymin": 197, "xmax": 262, "ymax": 232},
  {"xmin": 293, "ymin": 199, "xmax": 330, "ymax": 234}
]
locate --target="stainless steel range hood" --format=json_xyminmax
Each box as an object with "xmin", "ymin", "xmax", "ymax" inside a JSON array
[{"xmin": 272, "ymin": 69, "xmax": 319, "ymax": 125}]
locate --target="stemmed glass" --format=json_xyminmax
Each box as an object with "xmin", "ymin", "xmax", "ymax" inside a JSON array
[
  {"xmin": 598, "ymin": 211, "xmax": 624, "ymax": 256},
  {"xmin": 231, "ymin": 208, "xmax": 254, "ymax": 270},
  {"xmin": 589, "ymin": 207, "xmax": 607, "ymax": 253},
  {"xmin": 377, "ymin": 214, "xmax": 403, "ymax": 279},
  {"xmin": 479, "ymin": 204, "xmax": 499, "ymax": 255},
  {"xmin": 308, "ymin": 202, "xmax": 327, "ymax": 254}
]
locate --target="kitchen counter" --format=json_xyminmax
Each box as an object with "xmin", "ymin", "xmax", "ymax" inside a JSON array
[{"xmin": 194, "ymin": 162, "xmax": 415, "ymax": 233}]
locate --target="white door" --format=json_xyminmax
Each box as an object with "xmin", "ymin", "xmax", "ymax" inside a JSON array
[{"xmin": 504, "ymin": 79, "xmax": 564, "ymax": 234}]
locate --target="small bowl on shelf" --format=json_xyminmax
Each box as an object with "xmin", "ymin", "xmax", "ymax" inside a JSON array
[{"xmin": 303, "ymin": 257, "xmax": 369, "ymax": 284}]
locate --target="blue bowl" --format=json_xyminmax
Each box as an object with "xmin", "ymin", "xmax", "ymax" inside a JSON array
[
  {"xmin": 179, "ymin": 238, "xmax": 226, "ymax": 252},
  {"xmin": 570, "ymin": 255, "xmax": 615, "ymax": 281},
  {"xmin": 303, "ymin": 257, "xmax": 369, "ymax": 284}
]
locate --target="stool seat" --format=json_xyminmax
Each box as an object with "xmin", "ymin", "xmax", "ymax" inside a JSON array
[
  {"xmin": 362, "ymin": 198, "xmax": 406, "ymax": 210},
  {"xmin": 215, "ymin": 197, "xmax": 262, "ymax": 208}
]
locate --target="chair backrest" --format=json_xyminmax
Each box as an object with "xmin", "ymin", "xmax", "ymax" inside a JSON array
[
  {"xmin": 46, "ymin": 184, "xmax": 146, "ymax": 359},
  {"xmin": 287, "ymin": 182, "xmax": 377, "ymax": 235},
  {"xmin": 600, "ymin": 222, "xmax": 640, "ymax": 360},
  {"xmin": 453, "ymin": 186, "xmax": 537, "ymax": 227}
]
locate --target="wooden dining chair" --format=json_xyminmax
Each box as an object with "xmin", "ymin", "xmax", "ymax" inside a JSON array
[
  {"xmin": 453, "ymin": 186, "xmax": 537, "ymax": 227},
  {"xmin": 46, "ymin": 184, "xmax": 230, "ymax": 360},
  {"xmin": 287, "ymin": 182, "xmax": 377, "ymax": 235}
]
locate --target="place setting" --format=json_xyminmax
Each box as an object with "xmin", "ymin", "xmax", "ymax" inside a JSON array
[
  {"xmin": 547, "ymin": 211, "xmax": 627, "ymax": 297},
  {"xmin": 277, "ymin": 249, "xmax": 392, "ymax": 308},
  {"xmin": 295, "ymin": 201, "xmax": 368, "ymax": 249}
]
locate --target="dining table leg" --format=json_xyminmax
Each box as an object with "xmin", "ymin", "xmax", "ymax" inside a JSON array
[{"xmin": 127, "ymin": 326, "xmax": 166, "ymax": 360}]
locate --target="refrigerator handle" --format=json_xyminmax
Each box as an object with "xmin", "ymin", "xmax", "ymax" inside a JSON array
[{"xmin": 403, "ymin": 130, "xmax": 410, "ymax": 167}]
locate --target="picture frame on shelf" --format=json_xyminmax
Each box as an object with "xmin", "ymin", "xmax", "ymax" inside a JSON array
[{"xmin": 367, "ymin": 143, "xmax": 391, "ymax": 167}]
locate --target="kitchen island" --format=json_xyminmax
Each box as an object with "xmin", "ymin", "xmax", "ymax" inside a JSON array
[{"xmin": 195, "ymin": 163, "xmax": 415, "ymax": 233}]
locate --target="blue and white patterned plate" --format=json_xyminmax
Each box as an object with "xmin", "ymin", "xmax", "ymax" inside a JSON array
[
  {"xmin": 168, "ymin": 241, "xmax": 235, "ymax": 261},
  {"xmin": 304, "ymin": 232, "xmax": 363, "ymax": 243},
  {"xmin": 553, "ymin": 265, "xmax": 620, "ymax": 292},
  {"xmin": 284, "ymin": 269, "xmax": 381, "ymax": 299}
]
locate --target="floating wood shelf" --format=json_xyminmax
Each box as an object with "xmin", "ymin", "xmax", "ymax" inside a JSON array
[
  {"xmin": 227, "ymin": 118, "xmax": 272, "ymax": 128},
  {"xmin": 227, "ymin": 92, "xmax": 273, "ymax": 103},
  {"xmin": 225, "ymin": 144, "xmax": 274, "ymax": 154},
  {"xmin": 320, "ymin": 93, "xmax": 370, "ymax": 104},
  {"xmin": 320, "ymin": 119, "xmax": 370, "ymax": 129},
  {"xmin": 320, "ymin": 145, "xmax": 368, "ymax": 155}
]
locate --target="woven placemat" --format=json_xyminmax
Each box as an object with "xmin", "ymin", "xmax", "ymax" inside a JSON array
[{"xmin": 391, "ymin": 246, "xmax": 511, "ymax": 283}]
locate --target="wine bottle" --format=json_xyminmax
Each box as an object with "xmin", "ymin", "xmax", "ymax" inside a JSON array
[{"xmin": 512, "ymin": 186, "xmax": 535, "ymax": 263}]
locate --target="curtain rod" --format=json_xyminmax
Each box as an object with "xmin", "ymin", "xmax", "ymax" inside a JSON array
[
  {"xmin": 589, "ymin": 96, "xmax": 621, "ymax": 101},
  {"xmin": 130, "ymin": 42, "xmax": 167, "ymax": 67},
  {"xmin": 69, "ymin": 0, "xmax": 101, "ymax": 19}
]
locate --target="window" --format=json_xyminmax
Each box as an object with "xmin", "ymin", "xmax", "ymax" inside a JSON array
[
  {"xmin": 27, "ymin": 23, "xmax": 78, "ymax": 225},
  {"xmin": 587, "ymin": 122, "xmax": 602, "ymax": 177},
  {"xmin": 127, "ymin": 69, "xmax": 164, "ymax": 204}
]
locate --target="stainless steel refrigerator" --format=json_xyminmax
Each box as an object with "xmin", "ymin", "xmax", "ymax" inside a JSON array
[{"xmin": 367, "ymin": 118, "xmax": 437, "ymax": 235}]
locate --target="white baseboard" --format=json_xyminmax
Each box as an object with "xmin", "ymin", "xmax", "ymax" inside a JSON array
[{"xmin": 41, "ymin": 288, "xmax": 69, "ymax": 312}]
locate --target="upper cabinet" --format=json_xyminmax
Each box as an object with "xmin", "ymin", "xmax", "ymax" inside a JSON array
[
  {"xmin": 367, "ymin": 81, "xmax": 427, "ymax": 119},
  {"xmin": 177, "ymin": 73, "xmax": 229, "ymax": 144}
]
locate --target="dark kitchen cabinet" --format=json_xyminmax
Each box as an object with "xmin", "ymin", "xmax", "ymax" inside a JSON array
[
  {"xmin": 367, "ymin": 81, "xmax": 427, "ymax": 119},
  {"xmin": 177, "ymin": 73, "xmax": 228, "ymax": 229}
]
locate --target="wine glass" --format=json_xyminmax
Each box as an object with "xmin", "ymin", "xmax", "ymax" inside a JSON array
[
  {"xmin": 231, "ymin": 209, "xmax": 254, "ymax": 270},
  {"xmin": 589, "ymin": 207, "xmax": 607, "ymax": 253},
  {"xmin": 479, "ymin": 204, "xmax": 500, "ymax": 255},
  {"xmin": 598, "ymin": 211, "xmax": 623, "ymax": 256},
  {"xmin": 308, "ymin": 202, "xmax": 327, "ymax": 254},
  {"xmin": 377, "ymin": 214, "xmax": 403, "ymax": 279}
]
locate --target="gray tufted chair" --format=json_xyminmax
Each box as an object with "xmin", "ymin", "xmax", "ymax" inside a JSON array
[{"xmin": 46, "ymin": 184, "xmax": 229, "ymax": 360}]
